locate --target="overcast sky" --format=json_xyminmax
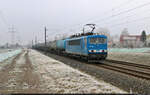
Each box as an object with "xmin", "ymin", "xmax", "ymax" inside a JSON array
[{"xmin": 0, "ymin": 0, "xmax": 150, "ymax": 45}]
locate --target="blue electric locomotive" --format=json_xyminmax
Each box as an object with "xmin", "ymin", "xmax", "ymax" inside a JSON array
[{"xmin": 65, "ymin": 34, "xmax": 107, "ymax": 60}]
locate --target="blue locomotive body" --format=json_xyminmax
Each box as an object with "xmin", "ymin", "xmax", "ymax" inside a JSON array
[
  {"xmin": 65, "ymin": 37, "xmax": 88, "ymax": 56},
  {"xmin": 65, "ymin": 35, "xmax": 107, "ymax": 60}
]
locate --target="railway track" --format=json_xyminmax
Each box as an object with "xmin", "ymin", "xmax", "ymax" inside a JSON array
[
  {"xmin": 97, "ymin": 60, "xmax": 150, "ymax": 80},
  {"xmin": 105, "ymin": 59, "xmax": 150, "ymax": 70},
  {"xmin": 42, "ymin": 50, "xmax": 150, "ymax": 81}
]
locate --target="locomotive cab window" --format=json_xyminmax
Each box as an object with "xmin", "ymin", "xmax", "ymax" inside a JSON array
[{"xmin": 90, "ymin": 37, "xmax": 107, "ymax": 44}]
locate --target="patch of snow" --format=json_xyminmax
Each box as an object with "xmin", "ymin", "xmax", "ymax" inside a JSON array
[
  {"xmin": 0, "ymin": 49, "xmax": 13, "ymax": 53},
  {"xmin": 0, "ymin": 49, "xmax": 22, "ymax": 62},
  {"xmin": 22, "ymin": 82, "xmax": 29, "ymax": 89}
]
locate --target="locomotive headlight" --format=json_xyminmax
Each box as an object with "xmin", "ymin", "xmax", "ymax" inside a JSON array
[
  {"xmin": 93, "ymin": 50, "xmax": 96, "ymax": 52},
  {"xmin": 99, "ymin": 50, "xmax": 102, "ymax": 52},
  {"xmin": 89, "ymin": 50, "xmax": 97, "ymax": 52},
  {"xmin": 89, "ymin": 50, "xmax": 92, "ymax": 52}
]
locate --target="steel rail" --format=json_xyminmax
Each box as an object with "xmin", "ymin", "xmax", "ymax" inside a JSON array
[
  {"xmin": 96, "ymin": 62, "xmax": 150, "ymax": 80},
  {"xmin": 105, "ymin": 59, "xmax": 150, "ymax": 70}
]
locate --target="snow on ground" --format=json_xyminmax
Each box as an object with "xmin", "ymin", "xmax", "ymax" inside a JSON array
[
  {"xmin": 0, "ymin": 49, "xmax": 22, "ymax": 62},
  {"xmin": 4, "ymin": 51, "xmax": 27, "ymax": 90},
  {"xmin": 29, "ymin": 49, "xmax": 127, "ymax": 93},
  {"xmin": 0, "ymin": 55, "xmax": 16, "ymax": 71},
  {"xmin": 0, "ymin": 49, "xmax": 12, "ymax": 53},
  {"xmin": 108, "ymin": 48, "xmax": 150, "ymax": 65},
  {"xmin": 108, "ymin": 48, "xmax": 150, "ymax": 53}
]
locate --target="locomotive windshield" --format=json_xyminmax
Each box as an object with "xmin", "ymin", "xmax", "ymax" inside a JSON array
[{"xmin": 90, "ymin": 37, "xmax": 107, "ymax": 44}]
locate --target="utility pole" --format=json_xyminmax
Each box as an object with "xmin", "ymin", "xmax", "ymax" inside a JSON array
[
  {"xmin": 44, "ymin": 26, "xmax": 48, "ymax": 46},
  {"xmin": 8, "ymin": 26, "xmax": 16, "ymax": 45}
]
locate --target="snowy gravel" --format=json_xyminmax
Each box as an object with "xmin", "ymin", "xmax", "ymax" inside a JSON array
[
  {"xmin": 29, "ymin": 50, "xmax": 127, "ymax": 93},
  {"xmin": 0, "ymin": 49, "xmax": 22, "ymax": 62}
]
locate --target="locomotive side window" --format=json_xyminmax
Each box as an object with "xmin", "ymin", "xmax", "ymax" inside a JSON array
[
  {"xmin": 68, "ymin": 39, "xmax": 81, "ymax": 45},
  {"xmin": 90, "ymin": 37, "xmax": 106, "ymax": 44}
]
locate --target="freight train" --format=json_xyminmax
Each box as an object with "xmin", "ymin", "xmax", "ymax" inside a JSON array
[{"xmin": 34, "ymin": 24, "xmax": 108, "ymax": 61}]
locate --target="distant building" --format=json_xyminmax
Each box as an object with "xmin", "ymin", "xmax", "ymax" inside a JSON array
[
  {"xmin": 120, "ymin": 35, "xmax": 142, "ymax": 48},
  {"xmin": 119, "ymin": 28, "xmax": 143, "ymax": 48}
]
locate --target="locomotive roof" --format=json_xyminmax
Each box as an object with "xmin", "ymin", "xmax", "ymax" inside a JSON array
[{"xmin": 66, "ymin": 35, "xmax": 107, "ymax": 41}]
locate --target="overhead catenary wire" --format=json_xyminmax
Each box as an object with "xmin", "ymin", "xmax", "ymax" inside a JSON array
[
  {"xmin": 111, "ymin": 0, "xmax": 135, "ymax": 11},
  {"xmin": 56, "ymin": 0, "xmax": 150, "ymax": 36},
  {"xmin": 109, "ymin": 16, "xmax": 150, "ymax": 27},
  {"xmin": 56, "ymin": 0, "xmax": 136, "ymax": 33},
  {"xmin": 97, "ymin": 8, "xmax": 150, "ymax": 25},
  {"xmin": 90, "ymin": 1, "xmax": 150, "ymax": 24},
  {"xmin": 79, "ymin": 1, "xmax": 150, "ymax": 33},
  {"xmin": 87, "ymin": 0, "xmax": 136, "ymax": 23},
  {"xmin": 59, "ymin": 1, "xmax": 150, "ymax": 37}
]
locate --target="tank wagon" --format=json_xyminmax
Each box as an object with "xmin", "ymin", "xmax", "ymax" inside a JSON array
[{"xmin": 56, "ymin": 40, "xmax": 66, "ymax": 51}]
